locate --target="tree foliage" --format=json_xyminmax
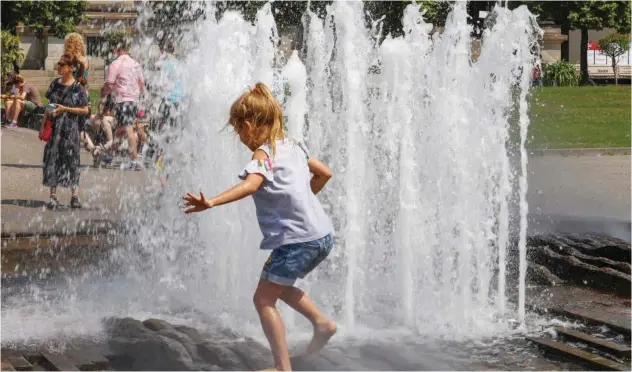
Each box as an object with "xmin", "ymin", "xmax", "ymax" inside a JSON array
[
  {"xmin": 598, "ymin": 33, "xmax": 631, "ymax": 85},
  {"xmin": 515, "ymin": 1, "xmax": 631, "ymax": 84},
  {"xmin": 1, "ymin": 30, "xmax": 23, "ymax": 89},
  {"xmin": 0, "ymin": 0, "xmax": 87, "ymax": 39},
  {"xmin": 417, "ymin": 1, "xmax": 453, "ymax": 27},
  {"xmin": 514, "ymin": 1, "xmax": 629, "ymax": 31}
]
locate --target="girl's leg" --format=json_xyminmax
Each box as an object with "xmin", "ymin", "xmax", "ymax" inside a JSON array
[
  {"xmin": 280, "ymin": 287, "xmax": 337, "ymax": 354},
  {"xmin": 253, "ymin": 279, "xmax": 292, "ymax": 371}
]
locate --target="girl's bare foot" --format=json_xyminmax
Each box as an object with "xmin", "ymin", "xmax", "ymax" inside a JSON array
[{"xmin": 306, "ymin": 320, "xmax": 337, "ymax": 354}]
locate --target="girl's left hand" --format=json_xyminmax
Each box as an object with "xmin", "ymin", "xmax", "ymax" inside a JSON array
[
  {"xmin": 183, "ymin": 192, "xmax": 213, "ymax": 214},
  {"xmin": 51, "ymin": 105, "xmax": 66, "ymax": 116}
]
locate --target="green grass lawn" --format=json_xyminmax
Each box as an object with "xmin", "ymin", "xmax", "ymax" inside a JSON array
[
  {"xmin": 528, "ymin": 86, "xmax": 631, "ymax": 149},
  {"xmin": 39, "ymin": 89, "xmax": 101, "ymax": 113},
  {"xmin": 32, "ymin": 86, "xmax": 631, "ymax": 149}
]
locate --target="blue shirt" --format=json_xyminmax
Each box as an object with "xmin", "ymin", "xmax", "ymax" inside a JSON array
[
  {"xmin": 239, "ymin": 139, "xmax": 334, "ymax": 250},
  {"xmin": 156, "ymin": 58, "xmax": 183, "ymax": 103}
]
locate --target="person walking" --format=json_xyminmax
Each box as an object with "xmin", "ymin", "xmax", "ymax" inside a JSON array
[
  {"xmin": 42, "ymin": 54, "xmax": 90, "ymax": 209},
  {"xmin": 101, "ymin": 35, "xmax": 146, "ymax": 170}
]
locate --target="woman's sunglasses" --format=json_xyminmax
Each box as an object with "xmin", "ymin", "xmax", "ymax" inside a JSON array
[{"xmin": 57, "ymin": 62, "xmax": 68, "ymax": 67}]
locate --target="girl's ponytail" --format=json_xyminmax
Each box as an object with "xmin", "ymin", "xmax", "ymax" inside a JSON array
[
  {"xmin": 253, "ymin": 82, "xmax": 284, "ymax": 157},
  {"xmin": 229, "ymin": 82, "xmax": 285, "ymax": 157}
]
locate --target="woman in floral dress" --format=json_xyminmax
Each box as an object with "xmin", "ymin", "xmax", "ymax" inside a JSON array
[{"xmin": 43, "ymin": 54, "xmax": 89, "ymax": 209}]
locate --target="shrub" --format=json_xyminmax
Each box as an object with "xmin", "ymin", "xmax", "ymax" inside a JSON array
[{"xmin": 542, "ymin": 61, "xmax": 580, "ymax": 87}]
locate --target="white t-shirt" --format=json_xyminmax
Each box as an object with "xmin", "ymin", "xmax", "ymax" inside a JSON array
[{"xmin": 239, "ymin": 138, "xmax": 333, "ymax": 250}]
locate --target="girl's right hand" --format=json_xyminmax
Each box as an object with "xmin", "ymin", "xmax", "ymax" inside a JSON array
[{"xmin": 182, "ymin": 192, "xmax": 213, "ymax": 214}]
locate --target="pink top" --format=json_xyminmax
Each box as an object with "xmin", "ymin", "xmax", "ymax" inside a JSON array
[{"xmin": 106, "ymin": 54, "xmax": 144, "ymax": 104}]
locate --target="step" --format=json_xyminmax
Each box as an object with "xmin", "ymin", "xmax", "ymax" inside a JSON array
[
  {"xmin": 528, "ymin": 337, "xmax": 630, "ymax": 371},
  {"xmin": 5, "ymin": 356, "xmax": 33, "ymax": 371},
  {"xmin": 1, "ymin": 359, "xmax": 16, "ymax": 371},
  {"xmin": 554, "ymin": 327, "xmax": 631, "ymax": 359},
  {"xmin": 39, "ymin": 353, "xmax": 79, "ymax": 371},
  {"xmin": 530, "ymin": 305, "xmax": 631, "ymax": 338}
]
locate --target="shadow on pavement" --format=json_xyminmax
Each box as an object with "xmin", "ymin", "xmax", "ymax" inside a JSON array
[
  {"xmin": 1, "ymin": 163, "xmax": 43, "ymax": 169},
  {"xmin": 1, "ymin": 199, "xmax": 47, "ymax": 208},
  {"xmin": 529, "ymin": 213, "xmax": 631, "ymax": 242}
]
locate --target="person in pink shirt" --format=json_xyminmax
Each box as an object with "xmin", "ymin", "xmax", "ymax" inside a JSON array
[{"xmin": 101, "ymin": 35, "xmax": 147, "ymax": 170}]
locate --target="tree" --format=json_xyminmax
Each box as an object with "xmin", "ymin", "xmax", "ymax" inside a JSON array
[
  {"xmin": 516, "ymin": 1, "xmax": 631, "ymax": 85},
  {"xmin": 364, "ymin": 1, "xmax": 410, "ymax": 40},
  {"xmin": 0, "ymin": 1, "xmax": 87, "ymax": 39},
  {"xmin": 1, "ymin": 30, "xmax": 23, "ymax": 90},
  {"xmin": 598, "ymin": 33, "xmax": 630, "ymax": 85},
  {"xmin": 417, "ymin": 1, "xmax": 453, "ymax": 28},
  {"xmin": 146, "ymin": 1, "xmax": 207, "ymax": 30}
]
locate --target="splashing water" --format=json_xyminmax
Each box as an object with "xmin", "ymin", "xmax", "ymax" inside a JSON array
[{"xmin": 2, "ymin": 1, "xmax": 540, "ymax": 344}]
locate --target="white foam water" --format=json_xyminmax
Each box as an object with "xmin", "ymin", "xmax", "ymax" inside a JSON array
[{"xmin": 1, "ymin": 1, "xmax": 540, "ymax": 344}]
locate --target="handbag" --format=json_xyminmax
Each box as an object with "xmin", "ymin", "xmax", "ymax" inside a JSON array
[
  {"xmin": 38, "ymin": 81, "xmax": 74, "ymax": 142},
  {"xmin": 39, "ymin": 115, "xmax": 54, "ymax": 142}
]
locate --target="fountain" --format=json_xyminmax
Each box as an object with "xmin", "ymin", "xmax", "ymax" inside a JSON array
[{"xmin": 1, "ymin": 0, "xmax": 542, "ymax": 350}]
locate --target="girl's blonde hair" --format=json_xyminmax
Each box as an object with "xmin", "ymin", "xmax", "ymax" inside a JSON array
[
  {"xmin": 229, "ymin": 82, "xmax": 285, "ymax": 156},
  {"xmin": 64, "ymin": 32, "xmax": 86, "ymax": 57}
]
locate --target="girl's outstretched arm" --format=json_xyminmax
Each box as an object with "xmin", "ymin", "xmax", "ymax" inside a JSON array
[
  {"xmin": 308, "ymin": 157, "xmax": 333, "ymax": 194},
  {"xmin": 183, "ymin": 151, "xmax": 267, "ymax": 214}
]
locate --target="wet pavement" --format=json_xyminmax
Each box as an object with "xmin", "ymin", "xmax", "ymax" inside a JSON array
[
  {"xmin": 528, "ymin": 154, "xmax": 631, "ymax": 241},
  {"xmin": 2, "ymin": 127, "xmax": 630, "ymax": 238},
  {"xmin": 1, "ymin": 127, "xmax": 152, "ymax": 237},
  {"xmin": 526, "ymin": 285, "xmax": 631, "ymax": 336}
]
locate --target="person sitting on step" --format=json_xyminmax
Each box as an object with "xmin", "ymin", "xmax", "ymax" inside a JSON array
[{"xmin": 1, "ymin": 75, "xmax": 42, "ymax": 128}]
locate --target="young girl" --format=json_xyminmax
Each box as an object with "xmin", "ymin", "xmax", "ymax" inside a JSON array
[{"xmin": 183, "ymin": 82, "xmax": 337, "ymax": 371}]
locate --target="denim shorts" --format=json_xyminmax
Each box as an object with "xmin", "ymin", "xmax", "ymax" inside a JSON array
[{"xmin": 261, "ymin": 234, "xmax": 333, "ymax": 286}]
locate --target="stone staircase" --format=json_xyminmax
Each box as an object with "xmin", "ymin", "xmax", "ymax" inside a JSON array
[
  {"xmin": 19, "ymin": 70, "xmax": 105, "ymax": 90},
  {"xmin": 528, "ymin": 322, "xmax": 631, "ymax": 371}
]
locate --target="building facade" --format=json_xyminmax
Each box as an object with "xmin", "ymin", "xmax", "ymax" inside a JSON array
[
  {"xmin": 16, "ymin": 1, "xmax": 136, "ymax": 72},
  {"xmin": 14, "ymin": 1, "xmax": 627, "ymax": 80}
]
